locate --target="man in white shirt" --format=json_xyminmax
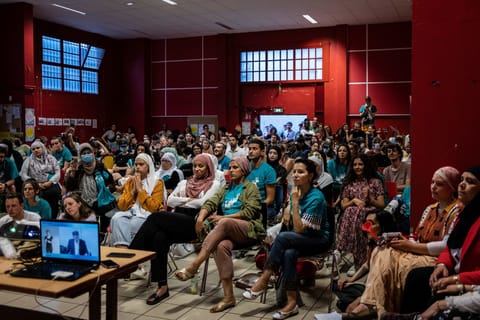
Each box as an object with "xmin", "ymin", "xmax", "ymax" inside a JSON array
[
  {"xmin": 226, "ymin": 135, "xmax": 247, "ymax": 159},
  {"xmin": 0, "ymin": 193, "xmax": 40, "ymax": 228}
]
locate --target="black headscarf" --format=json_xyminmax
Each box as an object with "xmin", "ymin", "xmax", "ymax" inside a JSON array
[{"xmin": 447, "ymin": 165, "xmax": 480, "ymax": 249}]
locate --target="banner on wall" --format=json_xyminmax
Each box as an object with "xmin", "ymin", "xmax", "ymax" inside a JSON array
[
  {"xmin": 0, "ymin": 103, "xmax": 23, "ymax": 140},
  {"xmin": 25, "ymin": 108, "xmax": 35, "ymax": 142}
]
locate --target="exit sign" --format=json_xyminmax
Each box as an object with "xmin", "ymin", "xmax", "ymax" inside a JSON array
[{"xmin": 273, "ymin": 107, "xmax": 283, "ymax": 113}]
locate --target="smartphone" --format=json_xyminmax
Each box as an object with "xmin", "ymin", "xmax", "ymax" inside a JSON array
[
  {"xmin": 107, "ymin": 252, "xmax": 136, "ymax": 258},
  {"xmin": 101, "ymin": 259, "xmax": 120, "ymax": 269}
]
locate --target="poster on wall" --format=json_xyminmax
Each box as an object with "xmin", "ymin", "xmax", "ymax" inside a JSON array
[
  {"xmin": 47, "ymin": 118, "xmax": 54, "ymax": 126},
  {"xmin": 92, "ymin": 119, "xmax": 97, "ymax": 129},
  {"xmin": 0, "ymin": 103, "xmax": 22, "ymax": 139},
  {"xmin": 63, "ymin": 119, "xmax": 70, "ymax": 126},
  {"xmin": 85, "ymin": 119, "xmax": 92, "ymax": 126},
  {"xmin": 77, "ymin": 119, "xmax": 85, "ymax": 126},
  {"xmin": 38, "ymin": 117, "xmax": 46, "ymax": 125},
  {"xmin": 25, "ymin": 108, "xmax": 35, "ymax": 142}
]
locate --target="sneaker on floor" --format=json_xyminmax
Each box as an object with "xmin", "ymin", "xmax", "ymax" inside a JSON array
[
  {"xmin": 130, "ymin": 266, "xmax": 148, "ymax": 280},
  {"xmin": 333, "ymin": 250, "xmax": 342, "ymax": 265},
  {"xmin": 347, "ymin": 265, "xmax": 356, "ymax": 277}
]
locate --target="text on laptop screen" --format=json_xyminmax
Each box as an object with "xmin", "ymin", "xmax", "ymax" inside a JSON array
[{"xmin": 41, "ymin": 220, "xmax": 100, "ymax": 263}]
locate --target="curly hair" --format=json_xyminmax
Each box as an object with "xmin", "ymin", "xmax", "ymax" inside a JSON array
[{"xmin": 342, "ymin": 154, "xmax": 378, "ymax": 187}]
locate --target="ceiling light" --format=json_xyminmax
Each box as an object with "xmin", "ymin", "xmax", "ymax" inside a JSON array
[
  {"xmin": 302, "ymin": 14, "xmax": 318, "ymax": 24},
  {"xmin": 162, "ymin": 0, "xmax": 177, "ymax": 5},
  {"xmin": 51, "ymin": 3, "xmax": 86, "ymax": 15},
  {"xmin": 125, "ymin": 2, "xmax": 135, "ymax": 6}
]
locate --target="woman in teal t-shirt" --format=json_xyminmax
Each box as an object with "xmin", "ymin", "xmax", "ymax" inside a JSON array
[
  {"xmin": 23, "ymin": 178, "xmax": 52, "ymax": 219},
  {"xmin": 243, "ymin": 158, "xmax": 330, "ymax": 319},
  {"xmin": 174, "ymin": 156, "xmax": 265, "ymax": 313}
]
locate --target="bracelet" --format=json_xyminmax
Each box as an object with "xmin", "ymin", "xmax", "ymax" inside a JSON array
[
  {"xmin": 436, "ymin": 263, "xmax": 446, "ymax": 269},
  {"xmin": 457, "ymin": 284, "xmax": 465, "ymax": 294},
  {"xmin": 453, "ymin": 275, "xmax": 460, "ymax": 284}
]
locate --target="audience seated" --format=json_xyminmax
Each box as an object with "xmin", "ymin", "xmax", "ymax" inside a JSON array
[
  {"xmin": 110, "ymin": 153, "xmax": 164, "ymax": 248},
  {"xmin": 336, "ymin": 154, "xmax": 385, "ymax": 276},
  {"xmin": 22, "ymin": 178, "xmax": 52, "ymax": 219},
  {"xmin": 58, "ymin": 191, "xmax": 96, "ymax": 222},
  {"xmin": 348, "ymin": 166, "xmax": 462, "ymax": 318}
]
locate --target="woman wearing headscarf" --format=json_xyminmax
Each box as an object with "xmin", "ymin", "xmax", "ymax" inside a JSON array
[
  {"xmin": 110, "ymin": 153, "xmax": 164, "ymax": 247},
  {"xmin": 347, "ymin": 166, "xmax": 462, "ymax": 318},
  {"xmin": 155, "ymin": 152, "xmax": 183, "ymax": 194},
  {"xmin": 175, "ymin": 156, "xmax": 265, "ymax": 313},
  {"xmin": 20, "ymin": 140, "xmax": 61, "ymax": 218},
  {"xmin": 309, "ymin": 154, "xmax": 334, "ymax": 205},
  {"xmin": 267, "ymin": 145, "xmax": 288, "ymax": 225},
  {"xmin": 64, "ymin": 143, "xmax": 116, "ymax": 230},
  {"xmin": 381, "ymin": 166, "xmax": 480, "ymax": 320},
  {"xmin": 130, "ymin": 154, "xmax": 221, "ymax": 305}
]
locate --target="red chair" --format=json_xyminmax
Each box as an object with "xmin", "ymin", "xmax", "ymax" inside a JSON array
[{"xmin": 385, "ymin": 181, "xmax": 398, "ymax": 202}]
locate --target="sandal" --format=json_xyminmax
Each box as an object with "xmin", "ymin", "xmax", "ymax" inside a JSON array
[
  {"xmin": 343, "ymin": 304, "xmax": 377, "ymax": 320},
  {"xmin": 174, "ymin": 267, "xmax": 195, "ymax": 281},
  {"xmin": 242, "ymin": 288, "xmax": 265, "ymax": 300},
  {"xmin": 209, "ymin": 299, "xmax": 236, "ymax": 313}
]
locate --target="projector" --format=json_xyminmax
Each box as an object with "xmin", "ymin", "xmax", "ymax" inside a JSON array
[{"xmin": 0, "ymin": 219, "xmax": 40, "ymax": 241}]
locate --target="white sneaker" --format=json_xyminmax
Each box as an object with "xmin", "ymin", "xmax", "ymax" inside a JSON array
[
  {"xmin": 333, "ymin": 250, "xmax": 342, "ymax": 265},
  {"xmin": 347, "ymin": 265, "xmax": 356, "ymax": 277},
  {"xmin": 130, "ymin": 265, "xmax": 148, "ymax": 280}
]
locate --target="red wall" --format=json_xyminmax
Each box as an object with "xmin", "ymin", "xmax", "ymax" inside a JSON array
[
  {"xmin": 149, "ymin": 36, "xmax": 227, "ymax": 135},
  {"xmin": 410, "ymin": 0, "xmax": 480, "ymax": 225},
  {"xmin": 347, "ymin": 23, "xmax": 411, "ymax": 134}
]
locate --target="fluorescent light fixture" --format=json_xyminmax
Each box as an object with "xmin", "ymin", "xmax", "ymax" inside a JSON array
[
  {"xmin": 162, "ymin": 0, "xmax": 177, "ymax": 5},
  {"xmin": 52, "ymin": 3, "xmax": 86, "ymax": 15},
  {"xmin": 126, "ymin": 2, "xmax": 135, "ymax": 6},
  {"xmin": 302, "ymin": 14, "xmax": 318, "ymax": 24}
]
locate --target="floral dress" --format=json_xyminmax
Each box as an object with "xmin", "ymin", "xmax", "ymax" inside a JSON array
[{"xmin": 337, "ymin": 178, "xmax": 384, "ymax": 266}]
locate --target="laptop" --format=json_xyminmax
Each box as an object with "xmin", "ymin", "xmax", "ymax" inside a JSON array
[{"xmin": 10, "ymin": 219, "xmax": 100, "ymax": 281}]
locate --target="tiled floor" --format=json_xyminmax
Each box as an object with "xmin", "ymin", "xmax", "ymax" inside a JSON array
[{"xmin": 0, "ymin": 250, "xmax": 341, "ymax": 319}]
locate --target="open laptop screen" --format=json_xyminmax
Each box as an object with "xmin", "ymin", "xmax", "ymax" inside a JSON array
[{"xmin": 40, "ymin": 219, "xmax": 100, "ymax": 264}]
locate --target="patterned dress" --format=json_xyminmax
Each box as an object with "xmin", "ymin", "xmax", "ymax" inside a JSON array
[{"xmin": 337, "ymin": 178, "xmax": 384, "ymax": 266}]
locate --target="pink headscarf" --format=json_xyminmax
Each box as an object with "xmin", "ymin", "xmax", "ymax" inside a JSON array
[
  {"xmin": 434, "ymin": 166, "xmax": 461, "ymax": 192},
  {"xmin": 186, "ymin": 153, "xmax": 215, "ymax": 198},
  {"xmin": 232, "ymin": 156, "xmax": 250, "ymax": 176}
]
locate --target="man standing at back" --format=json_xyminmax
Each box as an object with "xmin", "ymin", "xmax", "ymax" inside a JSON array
[{"xmin": 246, "ymin": 139, "xmax": 276, "ymax": 227}]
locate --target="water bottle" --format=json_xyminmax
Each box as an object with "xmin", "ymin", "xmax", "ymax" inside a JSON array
[
  {"xmin": 190, "ymin": 274, "xmax": 200, "ymax": 294},
  {"xmin": 384, "ymin": 199, "xmax": 399, "ymax": 215}
]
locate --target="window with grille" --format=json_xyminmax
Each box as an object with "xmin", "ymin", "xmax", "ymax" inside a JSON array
[
  {"xmin": 41, "ymin": 36, "xmax": 105, "ymax": 94},
  {"xmin": 240, "ymin": 47, "xmax": 323, "ymax": 83}
]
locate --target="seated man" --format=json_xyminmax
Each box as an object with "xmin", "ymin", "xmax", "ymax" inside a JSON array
[{"xmin": 383, "ymin": 143, "xmax": 411, "ymax": 193}]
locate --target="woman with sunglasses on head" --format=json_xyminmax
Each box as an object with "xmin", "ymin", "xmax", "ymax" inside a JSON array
[
  {"xmin": 243, "ymin": 158, "xmax": 329, "ymax": 320},
  {"xmin": 58, "ymin": 191, "xmax": 96, "ymax": 222}
]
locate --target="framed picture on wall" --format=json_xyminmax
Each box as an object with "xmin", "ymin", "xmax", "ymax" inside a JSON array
[
  {"xmin": 63, "ymin": 119, "xmax": 70, "ymax": 126},
  {"xmin": 38, "ymin": 117, "xmax": 46, "ymax": 125},
  {"xmin": 77, "ymin": 119, "xmax": 85, "ymax": 126},
  {"xmin": 85, "ymin": 119, "xmax": 92, "ymax": 126},
  {"xmin": 47, "ymin": 118, "xmax": 54, "ymax": 126}
]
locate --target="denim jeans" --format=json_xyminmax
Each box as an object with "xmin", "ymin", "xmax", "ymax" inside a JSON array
[{"xmin": 265, "ymin": 231, "xmax": 329, "ymax": 289}]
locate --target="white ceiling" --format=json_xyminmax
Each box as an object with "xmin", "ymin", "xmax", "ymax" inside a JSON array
[{"xmin": 0, "ymin": 0, "xmax": 411, "ymax": 39}]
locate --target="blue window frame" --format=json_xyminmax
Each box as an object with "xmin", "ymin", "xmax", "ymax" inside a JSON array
[
  {"xmin": 240, "ymin": 47, "xmax": 323, "ymax": 83},
  {"xmin": 41, "ymin": 36, "xmax": 104, "ymax": 94}
]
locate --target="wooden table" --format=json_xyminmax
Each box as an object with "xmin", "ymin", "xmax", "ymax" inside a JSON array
[{"xmin": 0, "ymin": 246, "xmax": 155, "ymax": 320}]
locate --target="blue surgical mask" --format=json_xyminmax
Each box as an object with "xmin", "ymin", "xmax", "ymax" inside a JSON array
[{"xmin": 81, "ymin": 153, "xmax": 94, "ymax": 164}]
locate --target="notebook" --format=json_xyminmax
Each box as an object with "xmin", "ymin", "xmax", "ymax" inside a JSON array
[{"xmin": 10, "ymin": 219, "xmax": 100, "ymax": 281}]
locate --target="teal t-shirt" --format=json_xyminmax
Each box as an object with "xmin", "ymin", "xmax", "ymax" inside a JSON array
[{"xmin": 222, "ymin": 183, "xmax": 244, "ymax": 215}]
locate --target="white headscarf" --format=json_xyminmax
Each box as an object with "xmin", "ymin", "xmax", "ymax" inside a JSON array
[
  {"xmin": 309, "ymin": 156, "xmax": 334, "ymax": 189},
  {"xmin": 136, "ymin": 153, "xmax": 157, "ymax": 195},
  {"xmin": 156, "ymin": 152, "xmax": 183, "ymax": 180},
  {"xmin": 131, "ymin": 153, "xmax": 161, "ymax": 217}
]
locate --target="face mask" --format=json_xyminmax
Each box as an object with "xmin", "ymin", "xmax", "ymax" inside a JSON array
[{"xmin": 81, "ymin": 153, "xmax": 94, "ymax": 164}]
